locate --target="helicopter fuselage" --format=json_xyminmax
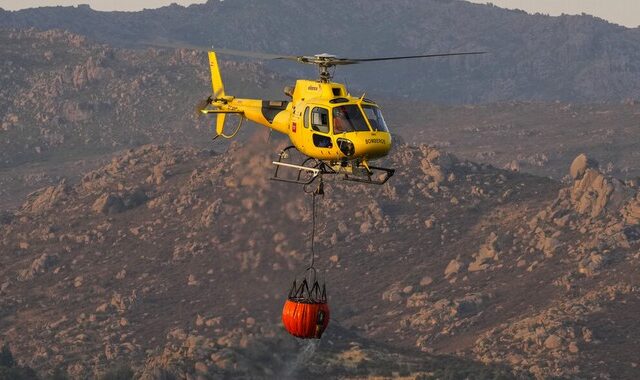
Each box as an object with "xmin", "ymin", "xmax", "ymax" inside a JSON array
[
  {"xmin": 202, "ymin": 48, "xmax": 483, "ymax": 177},
  {"xmin": 210, "ymin": 79, "xmax": 392, "ymax": 164}
]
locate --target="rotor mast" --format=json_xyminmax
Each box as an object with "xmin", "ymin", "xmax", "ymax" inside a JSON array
[
  {"xmin": 318, "ymin": 64, "xmax": 334, "ymax": 83},
  {"xmin": 308, "ymin": 54, "xmax": 340, "ymax": 82}
]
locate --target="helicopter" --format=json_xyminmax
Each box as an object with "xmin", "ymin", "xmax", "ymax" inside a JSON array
[{"xmin": 199, "ymin": 49, "xmax": 485, "ymax": 185}]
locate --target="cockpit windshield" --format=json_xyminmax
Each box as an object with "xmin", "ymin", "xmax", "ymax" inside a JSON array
[
  {"xmin": 362, "ymin": 105, "xmax": 389, "ymax": 132},
  {"xmin": 332, "ymin": 105, "xmax": 370, "ymax": 134}
]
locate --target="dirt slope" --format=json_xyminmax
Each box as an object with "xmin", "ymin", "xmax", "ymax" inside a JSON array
[{"xmin": 1, "ymin": 137, "xmax": 639, "ymax": 378}]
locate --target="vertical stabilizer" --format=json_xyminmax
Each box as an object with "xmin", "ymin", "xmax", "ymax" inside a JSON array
[
  {"xmin": 208, "ymin": 51, "xmax": 226, "ymax": 135},
  {"xmin": 208, "ymin": 51, "xmax": 225, "ymax": 97}
]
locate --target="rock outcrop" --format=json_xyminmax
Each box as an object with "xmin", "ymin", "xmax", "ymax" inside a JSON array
[
  {"xmin": 1, "ymin": 146, "xmax": 639, "ymax": 379},
  {"xmin": 21, "ymin": 181, "xmax": 71, "ymax": 214}
]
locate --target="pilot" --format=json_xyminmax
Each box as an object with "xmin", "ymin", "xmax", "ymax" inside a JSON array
[{"xmin": 333, "ymin": 108, "xmax": 348, "ymax": 134}]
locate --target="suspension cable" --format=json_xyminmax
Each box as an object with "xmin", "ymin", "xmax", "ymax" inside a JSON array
[
  {"xmin": 309, "ymin": 191, "xmax": 316, "ymax": 269},
  {"xmin": 307, "ymin": 178, "xmax": 324, "ymax": 271}
]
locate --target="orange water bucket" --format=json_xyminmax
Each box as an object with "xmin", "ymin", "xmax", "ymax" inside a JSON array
[{"xmin": 282, "ymin": 276, "xmax": 329, "ymax": 339}]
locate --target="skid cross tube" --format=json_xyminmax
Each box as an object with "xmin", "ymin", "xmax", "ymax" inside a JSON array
[
  {"xmin": 342, "ymin": 165, "xmax": 395, "ymax": 185},
  {"xmin": 272, "ymin": 161, "xmax": 321, "ymax": 177},
  {"xmin": 270, "ymin": 145, "xmax": 395, "ymax": 186},
  {"xmin": 271, "ymin": 146, "xmax": 334, "ymax": 185}
]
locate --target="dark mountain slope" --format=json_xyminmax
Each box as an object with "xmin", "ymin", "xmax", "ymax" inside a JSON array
[{"xmin": 2, "ymin": 0, "xmax": 640, "ymax": 102}]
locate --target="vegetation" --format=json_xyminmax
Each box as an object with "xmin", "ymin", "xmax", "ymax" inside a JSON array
[
  {"xmin": 0, "ymin": 344, "xmax": 39, "ymax": 380},
  {"xmin": 99, "ymin": 363, "xmax": 135, "ymax": 380}
]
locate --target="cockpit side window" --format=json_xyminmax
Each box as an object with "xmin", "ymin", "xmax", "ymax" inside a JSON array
[
  {"xmin": 362, "ymin": 105, "xmax": 389, "ymax": 132},
  {"xmin": 332, "ymin": 105, "xmax": 370, "ymax": 134},
  {"xmin": 311, "ymin": 107, "xmax": 329, "ymax": 133},
  {"xmin": 303, "ymin": 107, "xmax": 310, "ymax": 128}
]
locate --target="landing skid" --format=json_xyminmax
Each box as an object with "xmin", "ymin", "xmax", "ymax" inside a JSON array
[
  {"xmin": 340, "ymin": 164, "xmax": 395, "ymax": 185},
  {"xmin": 270, "ymin": 146, "xmax": 394, "ymax": 185}
]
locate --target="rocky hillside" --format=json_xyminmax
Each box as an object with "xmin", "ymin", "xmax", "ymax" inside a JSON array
[
  {"xmin": 2, "ymin": 0, "xmax": 640, "ymax": 102},
  {"xmin": 385, "ymin": 101, "xmax": 640, "ymax": 180},
  {"xmin": 1, "ymin": 137, "xmax": 639, "ymax": 379},
  {"xmin": 0, "ymin": 28, "xmax": 283, "ymax": 169},
  {"xmin": 3, "ymin": 28, "xmax": 640, "ymax": 187}
]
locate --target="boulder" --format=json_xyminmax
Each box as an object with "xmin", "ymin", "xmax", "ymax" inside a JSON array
[
  {"xmin": 468, "ymin": 233, "xmax": 500, "ymax": 272},
  {"xmin": 382, "ymin": 284, "xmax": 403, "ymax": 302},
  {"xmin": 92, "ymin": 193, "xmax": 125, "ymax": 214},
  {"xmin": 406, "ymin": 292, "xmax": 429, "ymax": 307},
  {"xmin": 539, "ymin": 236, "xmax": 561, "ymax": 257},
  {"xmin": 444, "ymin": 259, "xmax": 462, "ymax": 278},
  {"xmin": 578, "ymin": 252, "xmax": 608, "ymax": 277},
  {"xmin": 568, "ymin": 341, "xmax": 579, "ymax": 353},
  {"xmin": 505, "ymin": 160, "xmax": 520, "ymax": 172},
  {"xmin": 22, "ymin": 181, "xmax": 71, "ymax": 214},
  {"xmin": 149, "ymin": 163, "xmax": 167, "ymax": 185},
  {"xmin": 544, "ymin": 334, "xmax": 562, "ymax": 350},
  {"xmin": 200, "ymin": 199, "xmax": 222, "ymax": 227},
  {"xmin": 570, "ymin": 154, "xmax": 597, "ymax": 180},
  {"xmin": 419, "ymin": 147, "xmax": 457, "ymax": 185},
  {"xmin": 187, "ymin": 274, "xmax": 200, "ymax": 286},
  {"xmin": 419, "ymin": 276, "xmax": 433, "ymax": 287},
  {"xmin": 622, "ymin": 195, "xmax": 640, "ymax": 225},
  {"xmin": 570, "ymin": 169, "xmax": 633, "ymax": 218},
  {"xmin": 18, "ymin": 253, "xmax": 58, "ymax": 280}
]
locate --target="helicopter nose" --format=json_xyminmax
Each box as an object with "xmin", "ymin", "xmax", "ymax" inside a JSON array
[{"xmin": 356, "ymin": 132, "xmax": 392, "ymax": 159}]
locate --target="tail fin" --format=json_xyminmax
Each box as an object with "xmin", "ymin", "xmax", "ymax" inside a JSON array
[
  {"xmin": 208, "ymin": 51, "xmax": 226, "ymax": 135},
  {"xmin": 208, "ymin": 51, "xmax": 225, "ymax": 98},
  {"xmin": 215, "ymin": 113, "xmax": 226, "ymax": 136}
]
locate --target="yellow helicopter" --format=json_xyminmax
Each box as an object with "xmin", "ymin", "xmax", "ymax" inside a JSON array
[{"xmin": 199, "ymin": 49, "xmax": 485, "ymax": 185}]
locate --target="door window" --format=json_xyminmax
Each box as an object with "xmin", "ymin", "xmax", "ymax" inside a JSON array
[
  {"xmin": 313, "ymin": 134, "xmax": 333, "ymax": 148},
  {"xmin": 311, "ymin": 107, "xmax": 329, "ymax": 133}
]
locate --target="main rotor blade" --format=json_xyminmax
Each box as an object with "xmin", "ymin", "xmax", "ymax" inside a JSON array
[
  {"xmin": 214, "ymin": 48, "xmax": 300, "ymax": 61},
  {"xmin": 350, "ymin": 51, "xmax": 487, "ymax": 63},
  {"xmin": 210, "ymin": 48, "xmax": 487, "ymax": 67}
]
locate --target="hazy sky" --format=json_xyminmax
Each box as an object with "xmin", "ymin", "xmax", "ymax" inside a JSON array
[
  {"xmin": 0, "ymin": 0, "xmax": 207, "ymax": 12},
  {"xmin": 466, "ymin": 0, "xmax": 640, "ymax": 27},
  {"xmin": 0, "ymin": 0, "xmax": 639, "ymax": 28}
]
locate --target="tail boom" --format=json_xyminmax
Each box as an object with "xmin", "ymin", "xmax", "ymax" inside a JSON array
[{"xmin": 203, "ymin": 51, "xmax": 290, "ymax": 137}]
